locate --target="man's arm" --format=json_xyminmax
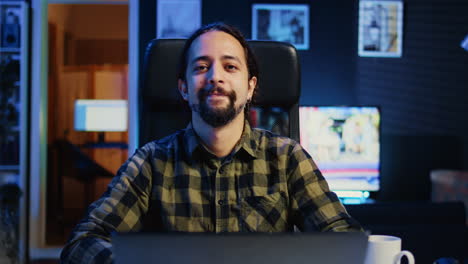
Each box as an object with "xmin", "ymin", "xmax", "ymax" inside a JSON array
[
  {"xmin": 60, "ymin": 145, "xmax": 153, "ymax": 264},
  {"xmin": 287, "ymin": 143, "xmax": 363, "ymax": 232}
]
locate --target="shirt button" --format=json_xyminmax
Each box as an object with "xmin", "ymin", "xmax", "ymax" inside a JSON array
[{"xmin": 218, "ymin": 199, "xmax": 224, "ymax": 205}]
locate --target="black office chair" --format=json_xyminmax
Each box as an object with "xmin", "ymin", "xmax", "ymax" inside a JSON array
[{"xmin": 139, "ymin": 39, "xmax": 301, "ymax": 146}]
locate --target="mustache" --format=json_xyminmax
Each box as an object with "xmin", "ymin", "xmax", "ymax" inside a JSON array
[{"xmin": 198, "ymin": 86, "xmax": 235, "ymax": 101}]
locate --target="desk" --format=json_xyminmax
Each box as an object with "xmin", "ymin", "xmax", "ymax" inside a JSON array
[
  {"xmin": 48, "ymin": 140, "xmax": 123, "ymax": 244},
  {"xmin": 80, "ymin": 141, "xmax": 128, "ymax": 186},
  {"xmin": 346, "ymin": 202, "xmax": 467, "ymax": 263},
  {"xmin": 81, "ymin": 142, "xmax": 128, "ymax": 149}
]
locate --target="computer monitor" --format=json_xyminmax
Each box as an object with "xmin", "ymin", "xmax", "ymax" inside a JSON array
[
  {"xmin": 74, "ymin": 99, "xmax": 128, "ymax": 132},
  {"xmin": 299, "ymin": 106, "xmax": 380, "ymax": 198}
]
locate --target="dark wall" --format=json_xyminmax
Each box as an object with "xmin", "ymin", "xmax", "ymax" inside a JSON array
[
  {"xmin": 357, "ymin": 0, "xmax": 468, "ymax": 200},
  {"xmin": 201, "ymin": 0, "xmax": 358, "ymax": 105},
  {"xmin": 139, "ymin": 0, "xmax": 467, "ymax": 201},
  {"xmin": 358, "ymin": 0, "xmax": 468, "ymax": 144},
  {"xmin": 142, "ymin": 0, "xmax": 358, "ymax": 107}
]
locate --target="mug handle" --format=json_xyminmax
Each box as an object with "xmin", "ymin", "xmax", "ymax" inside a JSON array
[{"xmin": 394, "ymin": 250, "xmax": 415, "ymax": 264}]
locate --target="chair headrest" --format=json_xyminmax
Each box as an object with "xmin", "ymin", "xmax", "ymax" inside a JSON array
[{"xmin": 141, "ymin": 39, "xmax": 301, "ymax": 110}]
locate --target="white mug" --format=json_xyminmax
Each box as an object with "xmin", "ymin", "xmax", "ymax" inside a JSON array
[{"xmin": 365, "ymin": 235, "xmax": 415, "ymax": 264}]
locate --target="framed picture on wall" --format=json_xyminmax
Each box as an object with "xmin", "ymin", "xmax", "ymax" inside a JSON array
[
  {"xmin": 252, "ymin": 4, "xmax": 309, "ymax": 50},
  {"xmin": 358, "ymin": 0, "xmax": 404, "ymax": 57},
  {"xmin": 157, "ymin": 0, "xmax": 201, "ymax": 38}
]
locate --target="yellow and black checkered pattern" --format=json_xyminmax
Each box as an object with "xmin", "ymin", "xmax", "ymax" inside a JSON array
[{"xmin": 61, "ymin": 121, "xmax": 362, "ymax": 263}]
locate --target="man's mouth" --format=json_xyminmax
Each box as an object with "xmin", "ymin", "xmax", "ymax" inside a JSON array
[
  {"xmin": 207, "ymin": 89, "xmax": 227, "ymax": 96},
  {"xmin": 206, "ymin": 94, "xmax": 228, "ymax": 103},
  {"xmin": 208, "ymin": 93, "xmax": 226, "ymax": 97}
]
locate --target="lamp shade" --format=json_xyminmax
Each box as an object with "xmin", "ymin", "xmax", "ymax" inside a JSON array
[{"xmin": 74, "ymin": 99, "xmax": 128, "ymax": 132}]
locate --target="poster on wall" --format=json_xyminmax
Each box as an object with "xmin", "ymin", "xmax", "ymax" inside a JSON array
[
  {"xmin": 157, "ymin": 0, "xmax": 201, "ymax": 38},
  {"xmin": 358, "ymin": 0, "xmax": 404, "ymax": 57},
  {"xmin": 252, "ymin": 4, "xmax": 309, "ymax": 50}
]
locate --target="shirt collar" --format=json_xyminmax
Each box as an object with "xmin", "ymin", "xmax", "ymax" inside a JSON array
[
  {"xmin": 236, "ymin": 121, "xmax": 258, "ymax": 159},
  {"xmin": 183, "ymin": 121, "xmax": 259, "ymax": 159},
  {"xmin": 183, "ymin": 122, "xmax": 200, "ymax": 158}
]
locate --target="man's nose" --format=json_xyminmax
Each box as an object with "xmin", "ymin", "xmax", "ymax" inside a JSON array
[{"xmin": 208, "ymin": 63, "xmax": 224, "ymax": 84}]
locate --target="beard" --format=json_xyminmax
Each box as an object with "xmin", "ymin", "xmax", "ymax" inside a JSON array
[{"xmin": 190, "ymin": 86, "xmax": 245, "ymax": 128}]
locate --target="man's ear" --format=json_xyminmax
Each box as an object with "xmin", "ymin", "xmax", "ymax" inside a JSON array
[
  {"xmin": 247, "ymin": 76, "xmax": 257, "ymax": 101},
  {"xmin": 178, "ymin": 79, "xmax": 188, "ymax": 101}
]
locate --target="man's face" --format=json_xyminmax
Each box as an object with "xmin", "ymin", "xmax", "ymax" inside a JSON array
[{"xmin": 178, "ymin": 30, "xmax": 257, "ymax": 128}]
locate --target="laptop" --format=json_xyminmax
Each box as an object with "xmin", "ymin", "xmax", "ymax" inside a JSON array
[{"xmin": 112, "ymin": 232, "xmax": 368, "ymax": 264}]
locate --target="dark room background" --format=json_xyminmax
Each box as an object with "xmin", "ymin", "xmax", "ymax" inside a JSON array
[{"xmin": 138, "ymin": 0, "xmax": 468, "ymax": 201}]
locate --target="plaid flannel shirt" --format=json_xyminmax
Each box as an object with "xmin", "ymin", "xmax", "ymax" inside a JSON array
[{"xmin": 61, "ymin": 121, "xmax": 362, "ymax": 264}]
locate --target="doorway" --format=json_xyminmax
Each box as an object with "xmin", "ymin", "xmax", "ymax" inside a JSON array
[{"xmin": 46, "ymin": 3, "xmax": 129, "ymax": 245}]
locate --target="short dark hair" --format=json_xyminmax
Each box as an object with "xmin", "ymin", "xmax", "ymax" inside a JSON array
[{"xmin": 177, "ymin": 22, "xmax": 259, "ymax": 87}]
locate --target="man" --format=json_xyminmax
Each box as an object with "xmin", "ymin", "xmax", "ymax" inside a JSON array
[{"xmin": 61, "ymin": 22, "xmax": 362, "ymax": 264}]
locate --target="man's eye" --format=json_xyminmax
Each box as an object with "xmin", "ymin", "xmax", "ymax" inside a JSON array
[
  {"xmin": 226, "ymin": 64, "xmax": 238, "ymax": 71},
  {"xmin": 195, "ymin": 65, "xmax": 208, "ymax": 72}
]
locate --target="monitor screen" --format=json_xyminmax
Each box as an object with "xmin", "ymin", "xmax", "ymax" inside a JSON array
[
  {"xmin": 299, "ymin": 106, "xmax": 380, "ymax": 192},
  {"xmin": 74, "ymin": 99, "xmax": 128, "ymax": 132}
]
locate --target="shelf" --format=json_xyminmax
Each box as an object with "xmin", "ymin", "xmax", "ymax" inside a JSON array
[
  {"xmin": 0, "ymin": 47, "xmax": 21, "ymax": 52},
  {"xmin": 0, "ymin": 165, "xmax": 20, "ymax": 171},
  {"xmin": 1, "ymin": 1, "xmax": 29, "ymax": 261}
]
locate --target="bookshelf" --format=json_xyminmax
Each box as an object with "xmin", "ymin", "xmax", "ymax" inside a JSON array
[{"xmin": 0, "ymin": 1, "xmax": 28, "ymax": 263}]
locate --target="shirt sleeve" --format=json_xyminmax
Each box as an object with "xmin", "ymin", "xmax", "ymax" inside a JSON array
[
  {"xmin": 60, "ymin": 144, "xmax": 154, "ymax": 264},
  {"xmin": 286, "ymin": 143, "xmax": 363, "ymax": 232}
]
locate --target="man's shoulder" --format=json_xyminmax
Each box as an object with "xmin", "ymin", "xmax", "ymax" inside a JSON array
[
  {"xmin": 140, "ymin": 129, "xmax": 186, "ymax": 152},
  {"xmin": 251, "ymin": 127, "xmax": 299, "ymax": 153}
]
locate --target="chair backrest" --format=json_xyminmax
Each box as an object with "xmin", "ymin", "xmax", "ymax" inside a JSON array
[{"xmin": 139, "ymin": 39, "xmax": 301, "ymax": 147}]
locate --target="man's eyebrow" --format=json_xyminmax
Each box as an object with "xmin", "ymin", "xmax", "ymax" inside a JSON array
[
  {"xmin": 221, "ymin": 55, "xmax": 242, "ymax": 64},
  {"xmin": 190, "ymin": 55, "xmax": 243, "ymax": 65},
  {"xmin": 190, "ymin": 56, "xmax": 210, "ymax": 65}
]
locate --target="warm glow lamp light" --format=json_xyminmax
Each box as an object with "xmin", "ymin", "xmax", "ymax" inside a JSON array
[{"xmin": 74, "ymin": 99, "xmax": 128, "ymax": 143}]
